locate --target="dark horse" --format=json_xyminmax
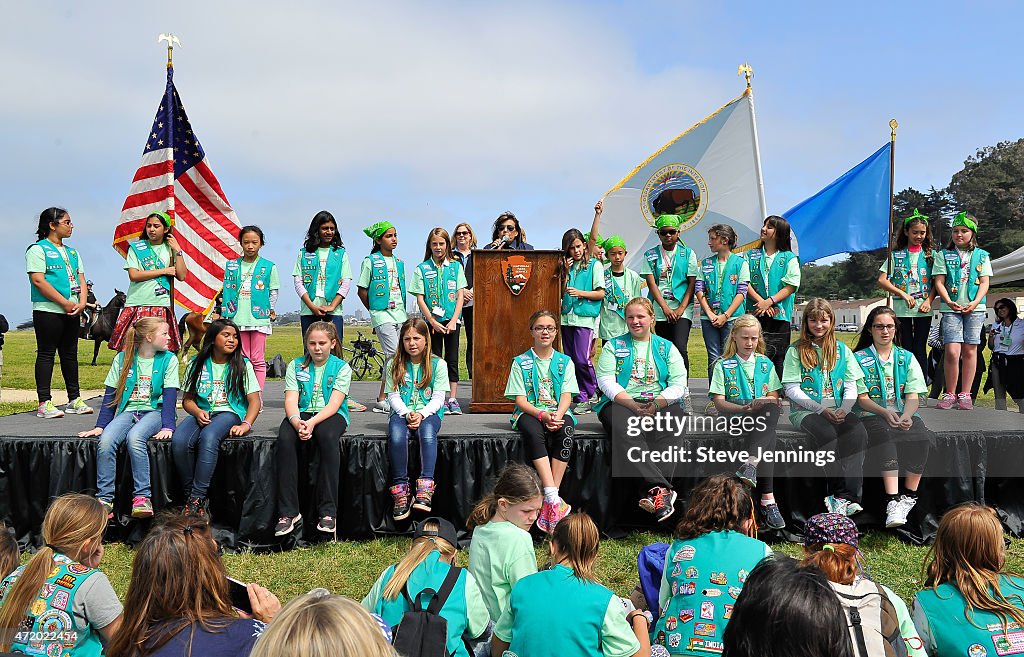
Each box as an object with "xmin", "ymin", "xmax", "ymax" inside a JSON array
[{"xmin": 86, "ymin": 290, "xmax": 126, "ymax": 365}]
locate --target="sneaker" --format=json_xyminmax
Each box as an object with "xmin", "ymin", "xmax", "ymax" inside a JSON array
[
  {"xmin": 391, "ymin": 484, "xmax": 411, "ymax": 521},
  {"xmin": 574, "ymin": 400, "xmax": 594, "ymax": 415},
  {"xmin": 735, "ymin": 462, "xmax": 757, "ymax": 488},
  {"xmin": 131, "ymin": 496, "xmax": 154, "ymax": 518},
  {"xmin": 682, "ymin": 394, "xmax": 694, "ymax": 415},
  {"xmin": 65, "ymin": 398, "xmax": 94, "ymax": 415},
  {"xmin": 639, "ymin": 487, "xmax": 678, "ymax": 523},
  {"xmin": 37, "ymin": 400, "xmax": 64, "ymax": 419},
  {"xmin": 184, "ymin": 496, "xmax": 208, "ymax": 518},
  {"xmin": 761, "ymin": 503, "xmax": 786, "ymax": 530},
  {"xmin": 412, "ymin": 478, "xmax": 436, "ymax": 513},
  {"xmin": 372, "ymin": 399, "xmax": 392, "ymax": 414},
  {"xmin": 885, "ymin": 495, "xmax": 917, "ymax": 528},
  {"xmin": 918, "ymin": 397, "xmax": 928, "ymax": 408},
  {"xmin": 446, "ymin": 399, "xmax": 463, "ymax": 415},
  {"xmin": 537, "ymin": 498, "xmax": 572, "ymax": 534},
  {"xmin": 846, "ymin": 501, "xmax": 864, "ymax": 516},
  {"xmin": 348, "ymin": 400, "xmax": 368, "ymax": 412},
  {"xmin": 317, "ymin": 516, "xmax": 337, "ymax": 534},
  {"xmin": 935, "ymin": 393, "xmax": 957, "ymax": 410},
  {"xmin": 824, "ymin": 495, "xmax": 849, "ymax": 516},
  {"xmin": 275, "ymin": 514, "xmax": 302, "ymax": 536},
  {"xmin": 97, "ymin": 498, "xmax": 114, "ymax": 520},
  {"xmin": 703, "ymin": 401, "xmax": 719, "ymax": 416},
  {"xmin": 957, "ymin": 393, "xmax": 974, "ymax": 410}
]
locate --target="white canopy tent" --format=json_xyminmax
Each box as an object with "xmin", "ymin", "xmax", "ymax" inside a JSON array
[{"xmin": 991, "ymin": 244, "xmax": 1024, "ymax": 285}]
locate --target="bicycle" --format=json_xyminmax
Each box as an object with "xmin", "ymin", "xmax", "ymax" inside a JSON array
[{"xmin": 344, "ymin": 331, "xmax": 386, "ymax": 380}]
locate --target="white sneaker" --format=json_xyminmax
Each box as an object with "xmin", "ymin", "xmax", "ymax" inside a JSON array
[
  {"xmin": 372, "ymin": 399, "xmax": 391, "ymax": 414},
  {"xmin": 885, "ymin": 495, "xmax": 917, "ymax": 528},
  {"xmin": 37, "ymin": 401, "xmax": 64, "ymax": 419}
]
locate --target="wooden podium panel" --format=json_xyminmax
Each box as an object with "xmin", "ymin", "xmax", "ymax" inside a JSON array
[{"xmin": 471, "ymin": 249, "xmax": 564, "ymax": 413}]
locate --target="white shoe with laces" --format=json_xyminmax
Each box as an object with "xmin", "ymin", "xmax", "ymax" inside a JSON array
[{"xmin": 885, "ymin": 495, "xmax": 917, "ymax": 528}]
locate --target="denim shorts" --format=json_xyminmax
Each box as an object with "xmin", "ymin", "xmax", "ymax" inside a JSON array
[{"xmin": 940, "ymin": 311, "xmax": 986, "ymax": 345}]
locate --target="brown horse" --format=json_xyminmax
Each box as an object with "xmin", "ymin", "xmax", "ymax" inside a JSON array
[
  {"xmin": 88, "ymin": 290, "xmax": 126, "ymax": 365},
  {"xmin": 178, "ymin": 312, "xmax": 212, "ymax": 357}
]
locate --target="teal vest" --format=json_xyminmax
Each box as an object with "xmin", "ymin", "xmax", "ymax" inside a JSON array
[
  {"xmin": 397, "ymin": 356, "xmax": 446, "ymax": 419},
  {"xmin": 509, "ymin": 349, "xmax": 574, "ymax": 426},
  {"xmin": 712, "ymin": 354, "xmax": 776, "ymax": 402},
  {"xmin": 116, "ymin": 350, "xmax": 173, "ymax": 415},
  {"xmin": 366, "ymin": 253, "xmax": 407, "ymax": 311},
  {"xmin": 854, "ymin": 346, "xmax": 915, "ymax": 415},
  {"xmin": 652, "ymin": 532, "xmax": 769, "ymax": 655},
  {"xmin": 299, "ymin": 246, "xmax": 345, "ymax": 301},
  {"xmin": 603, "ymin": 268, "xmax": 640, "ymax": 319},
  {"xmin": 192, "ymin": 357, "xmax": 251, "ymax": 419},
  {"xmin": 644, "ymin": 244, "xmax": 692, "ymax": 303},
  {"xmin": 745, "ymin": 248, "xmax": 798, "ymax": 323},
  {"xmin": 372, "ymin": 551, "xmax": 472, "ymax": 657},
  {"xmin": 940, "ymin": 247, "xmax": 989, "ymax": 306},
  {"xmin": 29, "ymin": 240, "xmax": 81, "ymax": 303},
  {"xmin": 505, "ymin": 565, "xmax": 617, "ymax": 657},
  {"xmin": 0, "ymin": 553, "xmax": 106, "ymax": 657},
  {"xmin": 223, "ymin": 257, "xmax": 274, "ymax": 319},
  {"xmin": 130, "ymin": 240, "xmax": 172, "ymax": 292},
  {"xmin": 700, "ymin": 253, "xmax": 745, "ymax": 319},
  {"xmin": 562, "ymin": 258, "xmax": 602, "ymax": 318},
  {"xmin": 888, "ymin": 250, "xmax": 930, "ymax": 299},
  {"xmin": 915, "ymin": 576, "xmax": 1024, "ymax": 657},
  {"xmin": 292, "ymin": 355, "xmax": 351, "ymax": 424},
  {"xmin": 792, "ymin": 344, "xmax": 849, "ymax": 410},
  {"xmin": 417, "ymin": 259, "xmax": 463, "ymax": 321},
  {"xmin": 594, "ymin": 334, "xmax": 673, "ymax": 413}
]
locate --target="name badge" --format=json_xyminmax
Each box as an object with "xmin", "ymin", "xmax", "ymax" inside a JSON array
[{"xmin": 431, "ymin": 306, "xmax": 444, "ymax": 317}]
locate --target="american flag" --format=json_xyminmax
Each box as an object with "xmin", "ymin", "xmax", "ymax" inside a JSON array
[{"xmin": 113, "ymin": 65, "xmax": 241, "ymax": 313}]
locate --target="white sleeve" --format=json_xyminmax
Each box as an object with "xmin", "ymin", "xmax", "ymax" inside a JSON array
[
  {"xmin": 420, "ymin": 388, "xmax": 447, "ymax": 418},
  {"xmin": 387, "ymin": 391, "xmax": 410, "ymax": 417},
  {"xmin": 338, "ymin": 278, "xmax": 352, "ymax": 299},
  {"xmin": 784, "ymin": 383, "xmax": 824, "ymax": 413},
  {"xmin": 840, "ymin": 378, "xmax": 859, "ymax": 413},
  {"xmin": 599, "ymin": 375, "xmax": 625, "ymax": 399},
  {"xmin": 269, "ymin": 289, "xmax": 279, "ymax": 309},
  {"xmin": 661, "ymin": 385, "xmax": 686, "ymax": 404},
  {"xmin": 293, "ymin": 275, "xmax": 307, "ymax": 298}
]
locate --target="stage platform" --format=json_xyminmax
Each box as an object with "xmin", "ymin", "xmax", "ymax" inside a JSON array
[{"xmin": 2, "ymin": 379, "xmax": 1022, "ymax": 550}]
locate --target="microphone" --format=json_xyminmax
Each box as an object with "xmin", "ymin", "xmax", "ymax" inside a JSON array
[{"xmin": 490, "ymin": 234, "xmax": 510, "ymax": 249}]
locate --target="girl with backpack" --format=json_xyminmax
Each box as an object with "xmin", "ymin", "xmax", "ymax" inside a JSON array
[
  {"xmin": 801, "ymin": 513, "xmax": 925, "ymax": 657},
  {"xmin": 78, "ymin": 317, "xmax": 178, "ymax": 519},
  {"xmin": 362, "ymin": 517, "xmax": 489, "ymax": 657},
  {"xmin": 223, "ymin": 225, "xmax": 279, "ymax": 393},
  {"xmin": 492, "ymin": 512, "xmax": 652, "ymax": 657}
]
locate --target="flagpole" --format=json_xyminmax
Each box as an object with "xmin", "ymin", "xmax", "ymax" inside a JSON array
[
  {"xmin": 740, "ymin": 64, "xmax": 769, "ymax": 221},
  {"xmin": 158, "ymin": 33, "xmax": 180, "ymax": 69},
  {"xmin": 885, "ymin": 119, "xmax": 898, "ymax": 299}
]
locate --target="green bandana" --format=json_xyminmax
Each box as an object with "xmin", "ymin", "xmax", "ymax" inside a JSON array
[
  {"xmin": 584, "ymin": 231, "xmax": 604, "ymax": 246},
  {"xmin": 903, "ymin": 208, "xmax": 929, "ymax": 225},
  {"xmin": 603, "ymin": 235, "xmax": 626, "ymax": 251},
  {"xmin": 148, "ymin": 211, "xmax": 173, "ymax": 229},
  {"xmin": 363, "ymin": 221, "xmax": 394, "ymax": 240},
  {"xmin": 951, "ymin": 212, "xmax": 978, "ymax": 233},
  {"xmin": 654, "ymin": 214, "xmax": 681, "ymax": 230}
]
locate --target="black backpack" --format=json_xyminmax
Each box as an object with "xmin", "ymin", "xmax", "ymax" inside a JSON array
[{"xmin": 392, "ymin": 565, "xmax": 463, "ymax": 657}]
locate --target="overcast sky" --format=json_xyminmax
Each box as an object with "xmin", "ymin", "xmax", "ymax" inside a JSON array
[{"xmin": 1, "ymin": 1, "xmax": 1020, "ymax": 322}]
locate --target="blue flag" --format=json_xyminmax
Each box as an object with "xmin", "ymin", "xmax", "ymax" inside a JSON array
[{"xmin": 785, "ymin": 143, "xmax": 892, "ymax": 263}]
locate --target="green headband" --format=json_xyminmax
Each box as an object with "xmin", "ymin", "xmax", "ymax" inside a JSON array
[
  {"xmin": 952, "ymin": 212, "xmax": 978, "ymax": 233},
  {"xmin": 584, "ymin": 231, "xmax": 604, "ymax": 246},
  {"xmin": 603, "ymin": 235, "xmax": 626, "ymax": 250},
  {"xmin": 148, "ymin": 211, "xmax": 173, "ymax": 228},
  {"xmin": 363, "ymin": 221, "xmax": 394, "ymax": 240},
  {"xmin": 654, "ymin": 214, "xmax": 681, "ymax": 230},
  {"xmin": 903, "ymin": 208, "xmax": 929, "ymax": 225}
]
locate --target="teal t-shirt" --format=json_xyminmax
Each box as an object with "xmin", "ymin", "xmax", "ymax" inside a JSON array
[
  {"xmin": 26, "ymin": 243, "xmax": 85, "ymax": 313},
  {"xmin": 104, "ymin": 353, "xmax": 180, "ymax": 412},
  {"xmin": 468, "ymin": 520, "xmax": 538, "ymax": 622},
  {"xmin": 232, "ymin": 260, "xmax": 280, "ymax": 326},
  {"xmin": 207, "ymin": 361, "xmax": 260, "ymax": 414},
  {"xmin": 284, "ymin": 359, "xmax": 352, "ymax": 413},
  {"xmin": 709, "ymin": 352, "xmax": 783, "ymax": 398},
  {"xmin": 125, "ymin": 241, "xmax": 173, "ymax": 307},
  {"xmin": 357, "ymin": 254, "xmax": 408, "ymax": 327},
  {"xmin": 504, "ymin": 354, "xmax": 580, "ymax": 412},
  {"xmin": 639, "ymin": 246, "xmax": 699, "ymax": 321},
  {"xmin": 292, "ymin": 248, "xmax": 352, "ymax": 316}
]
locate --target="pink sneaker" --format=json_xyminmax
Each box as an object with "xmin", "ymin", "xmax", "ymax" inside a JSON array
[
  {"xmin": 957, "ymin": 393, "xmax": 974, "ymax": 410},
  {"xmin": 536, "ymin": 498, "xmax": 571, "ymax": 533},
  {"xmin": 935, "ymin": 393, "xmax": 957, "ymax": 410}
]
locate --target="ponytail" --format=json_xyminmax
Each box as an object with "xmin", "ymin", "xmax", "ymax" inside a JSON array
[
  {"xmin": 467, "ymin": 464, "xmax": 541, "ymax": 530},
  {"xmin": 382, "ymin": 520, "xmax": 457, "ymax": 601},
  {"xmin": 551, "ymin": 513, "xmax": 600, "ymax": 582},
  {"xmin": 109, "ymin": 317, "xmax": 165, "ymax": 410},
  {"xmin": 802, "ymin": 543, "xmax": 863, "ymax": 585}
]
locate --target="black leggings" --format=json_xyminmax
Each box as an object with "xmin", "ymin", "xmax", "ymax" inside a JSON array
[
  {"xmin": 431, "ymin": 325, "xmax": 461, "ymax": 384},
  {"xmin": 462, "ymin": 306, "xmax": 473, "ymax": 378},
  {"xmin": 33, "ymin": 310, "xmax": 80, "ymax": 403},
  {"xmin": 798, "ymin": 413, "xmax": 868, "ymax": 503},
  {"xmin": 898, "ymin": 316, "xmax": 931, "ymax": 374},
  {"xmin": 723, "ymin": 404, "xmax": 780, "ymax": 495},
  {"xmin": 655, "ymin": 318, "xmax": 692, "ymax": 373},
  {"xmin": 861, "ymin": 415, "xmax": 932, "ymax": 474},
  {"xmin": 276, "ymin": 413, "xmax": 346, "ymax": 518},
  {"xmin": 758, "ymin": 317, "xmax": 791, "ymax": 380},
  {"xmin": 517, "ymin": 413, "xmax": 575, "ymax": 462}
]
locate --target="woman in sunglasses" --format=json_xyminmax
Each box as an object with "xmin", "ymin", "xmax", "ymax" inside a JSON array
[
  {"xmin": 988, "ymin": 299, "xmax": 1024, "ymax": 413},
  {"xmin": 485, "ymin": 212, "xmax": 534, "ymax": 250}
]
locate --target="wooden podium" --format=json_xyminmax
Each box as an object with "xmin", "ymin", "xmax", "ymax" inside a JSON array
[{"xmin": 470, "ymin": 249, "xmax": 564, "ymax": 413}]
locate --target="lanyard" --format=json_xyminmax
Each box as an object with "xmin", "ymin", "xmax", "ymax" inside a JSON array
[{"xmin": 631, "ymin": 337, "xmax": 654, "ymax": 382}]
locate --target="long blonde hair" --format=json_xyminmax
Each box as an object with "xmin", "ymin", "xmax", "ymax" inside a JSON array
[
  {"xmin": 382, "ymin": 519, "xmax": 458, "ymax": 601},
  {"xmin": 797, "ymin": 298, "xmax": 838, "ymax": 372},
  {"xmin": 550, "ymin": 512, "xmax": 600, "ymax": 582},
  {"xmin": 923, "ymin": 504, "xmax": 1024, "ymax": 631},
  {"xmin": 250, "ymin": 593, "xmax": 395, "ymax": 657},
  {"xmin": 112, "ymin": 317, "xmax": 167, "ymax": 409},
  {"xmin": 0, "ymin": 494, "xmax": 107, "ymax": 651},
  {"xmin": 389, "ymin": 319, "xmax": 434, "ymax": 393},
  {"xmin": 722, "ymin": 314, "xmax": 766, "ymax": 359}
]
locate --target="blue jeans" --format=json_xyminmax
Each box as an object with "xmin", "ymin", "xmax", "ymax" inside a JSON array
[
  {"xmin": 96, "ymin": 409, "xmax": 163, "ymax": 500},
  {"xmin": 701, "ymin": 319, "xmax": 735, "ymax": 380},
  {"xmin": 388, "ymin": 413, "xmax": 441, "ymax": 485},
  {"xmin": 171, "ymin": 411, "xmax": 240, "ymax": 499}
]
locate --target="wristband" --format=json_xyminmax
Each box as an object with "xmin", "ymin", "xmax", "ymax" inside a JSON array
[
  {"xmin": 241, "ymin": 420, "xmax": 252, "ymax": 430},
  {"xmin": 287, "ymin": 414, "xmax": 300, "ymax": 422},
  {"xmin": 769, "ymin": 295, "xmax": 777, "ymax": 305},
  {"xmin": 539, "ymin": 411, "xmax": 547, "ymax": 423},
  {"xmin": 652, "ymin": 399, "xmax": 662, "ymax": 411}
]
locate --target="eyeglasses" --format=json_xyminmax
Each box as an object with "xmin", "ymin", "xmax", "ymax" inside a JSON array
[
  {"xmin": 658, "ymin": 229, "xmax": 678, "ymax": 236},
  {"xmin": 872, "ymin": 324, "xmax": 896, "ymax": 331},
  {"xmin": 532, "ymin": 326, "xmax": 557, "ymax": 333},
  {"xmin": 454, "ymin": 231, "xmax": 470, "ymax": 236},
  {"xmin": 500, "ymin": 224, "xmax": 516, "ymax": 232}
]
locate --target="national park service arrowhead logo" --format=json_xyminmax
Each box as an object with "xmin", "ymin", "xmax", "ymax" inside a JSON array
[{"xmin": 502, "ymin": 255, "xmax": 532, "ymax": 296}]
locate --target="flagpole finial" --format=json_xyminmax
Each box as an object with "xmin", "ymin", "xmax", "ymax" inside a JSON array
[
  {"xmin": 158, "ymin": 33, "xmax": 181, "ymax": 69},
  {"xmin": 737, "ymin": 63, "xmax": 753, "ymax": 89},
  {"xmin": 889, "ymin": 118, "xmax": 898, "ymax": 140}
]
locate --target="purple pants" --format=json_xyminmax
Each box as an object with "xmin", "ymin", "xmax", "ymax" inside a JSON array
[{"xmin": 562, "ymin": 325, "xmax": 597, "ymax": 402}]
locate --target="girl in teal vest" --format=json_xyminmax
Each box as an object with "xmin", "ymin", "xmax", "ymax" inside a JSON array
[
  {"xmin": 0, "ymin": 494, "xmax": 122, "ymax": 657},
  {"xmin": 293, "ymin": 211, "xmax": 351, "ymax": 345},
  {"xmin": 172, "ymin": 319, "xmax": 261, "ymax": 518},
  {"xmin": 932, "ymin": 212, "xmax": 992, "ymax": 410},
  {"xmin": 650, "ymin": 474, "xmax": 771, "ymax": 656},
  {"xmin": 78, "ymin": 317, "xmax": 179, "ymax": 520},
  {"xmin": 357, "ymin": 221, "xmax": 408, "ymax": 413},
  {"xmin": 112, "ymin": 211, "xmax": 187, "ymax": 352},
  {"xmin": 782, "ymin": 298, "xmax": 868, "ymax": 517},
  {"xmin": 363, "ymin": 518, "xmax": 489, "ymax": 657},
  {"xmin": 385, "ymin": 318, "xmax": 450, "ymax": 520},
  {"xmin": 560, "ymin": 227, "xmax": 606, "ymax": 414},
  {"xmin": 493, "ymin": 512, "xmax": 652, "ymax": 657},
  {"xmin": 912, "ymin": 503, "xmax": 1024, "ymax": 657},
  {"xmin": 877, "ymin": 209, "xmax": 936, "ymax": 373},
  {"xmin": 25, "ymin": 207, "xmax": 92, "ymax": 418},
  {"xmin": 744, "ymin": 215, "xmax": 801, "ymax": 378},
  {"xmin": 275, "ymin": 320, "xmax": 352, "ymax": 538},
  {"xmin": 225, "ymin": 225, "xmax": 280, "ymax": 393},
  {"xmin": 709, "ymin": 314, "xmax": 786, "ymax": 530},
  {"xmin": 853, "ymin": 306, "xmax": 934, "ymax": 530},
  {"xmin": 411, "ymin": 227, "xmax": 467, "ymax": 415},
  {"xmin": 696, "ymin": 224, "xmax": 750, "ymax": 382},
  {"xmin": 596, "ymin": 297, "xmax": 688, "ymax": 523},
  {"xmin": 600, "ymin": 234, "xmax": 644, "ymax": 343},
  {"xmin": 504, "ymin": 310, "xmax": 580, "ymax": 534}
]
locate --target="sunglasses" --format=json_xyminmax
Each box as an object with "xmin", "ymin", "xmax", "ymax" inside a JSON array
[
  {"xmin": 658, "ymin": 229, "xmax": 678, "ymax": 237},
  {"xmin": 454, "ymin": 231, "xmax": 470, "ymax": 236},
  {"xmin": 500, "ymin": 224, "xmax": 516, "ymax": 232}
]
